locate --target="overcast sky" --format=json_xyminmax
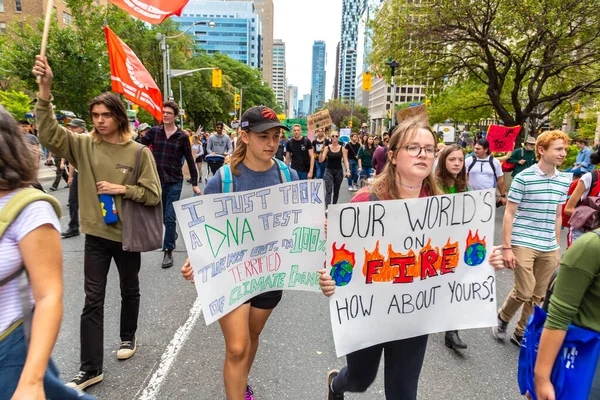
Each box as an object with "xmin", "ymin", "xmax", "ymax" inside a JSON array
[{"xmin": 273, "ymin": 0, "xmax": 343, "ymax": 100}]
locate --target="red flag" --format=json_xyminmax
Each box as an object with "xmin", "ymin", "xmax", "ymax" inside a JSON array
[
  {"xmin": 108, "ymin": 0, "xmax": 190, "ymax": 24},
  {"xmin": 486, "ymin": 124, "xmax": 522, "ymax": 152},
  {"xmin": 104, "ymin": 26, "xmax": 163, "ymax": 123}
]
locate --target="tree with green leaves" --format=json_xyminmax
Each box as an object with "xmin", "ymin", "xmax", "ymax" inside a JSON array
[
  {"xmin": 427, "ymin": 79, "xmax": 496, "ymax": 125},
  {"xmin": 0, "ymin": 90, "xmax": 31, "ymax": 119},
  {"xmin": 370, "ymin": 0, "xmax": 600, "ymax": 135},
  {"xmin": 316, "ymin": 98, "xmax": 369, "ymax": 129}
]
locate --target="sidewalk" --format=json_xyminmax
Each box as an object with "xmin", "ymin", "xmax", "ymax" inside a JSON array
[{"xmin": 38, "ymin": 158, "xmax": 58, "ymax": 182}]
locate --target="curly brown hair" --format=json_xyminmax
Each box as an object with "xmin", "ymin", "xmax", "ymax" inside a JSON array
[{"xmin": 0, "ymin": 106, "xmax": 38, "ymax": 190}]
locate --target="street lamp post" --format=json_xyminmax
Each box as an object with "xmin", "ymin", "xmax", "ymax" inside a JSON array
[
  {"xmin": 170, "ymin": 67, "xmax": 219, "ymax": 127},
  {"xmin": 156, "ymin": 20, "xmax": 215, "ymax": 101},
  {"xmin": 387, "ymin": 59, "xmax": 399, "ymax": 128}
]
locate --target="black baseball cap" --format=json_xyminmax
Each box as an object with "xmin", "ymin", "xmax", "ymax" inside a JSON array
[
  {"xmin": 18, "ymin": 120, "xmax": 30, "ymax": 125},
  {"xmin": 215, "ymin": 121, "xmax": 224, "ymax": 127},
  {"xmin": 241, "ymin": 106, "xmax": 289, "ymax": 132}
]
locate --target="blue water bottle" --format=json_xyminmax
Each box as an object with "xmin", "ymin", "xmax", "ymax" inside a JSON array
[{"xmin": 99, "ymin": 194, "xmax": 119, "ymax": 224}]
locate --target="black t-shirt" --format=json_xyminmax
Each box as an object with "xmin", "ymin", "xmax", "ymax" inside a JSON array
[
  {"xmin": 345, "ymin": 142, "xmax": 361, "ymax": 161},
  {"xmin": 312, "ymin": 138, "xmax": 330, "ymax": 157},
  {"xmin": 286, "ymin": 137, "xmax": 313, "ymax": 172},
  {"xmin": 326, "ymin": 145, "xmax": 344, "ymax": 170}
]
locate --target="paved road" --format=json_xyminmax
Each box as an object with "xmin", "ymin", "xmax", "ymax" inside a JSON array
[{"xmin": 39, "ymin": 167, "xmax": 566, "ymax": 400}]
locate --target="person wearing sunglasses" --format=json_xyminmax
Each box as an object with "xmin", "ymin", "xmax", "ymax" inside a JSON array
[{"xmin": 320, "ymin": 132, "xmax": 350, "ymax": 207}]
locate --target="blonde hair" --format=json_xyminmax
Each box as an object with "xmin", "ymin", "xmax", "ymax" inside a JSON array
[
  {"xmin": 369, "ymin": 117, "xmax": 443, "ymax": 200},
  {"xmin": 535, "ymin": 130, "xmax": 571, "ymax": 159},
  {"xmin": 228, "ymin": 131, "xmax": 249, "ymax": 175},
  {"xmin": 191, "ymin": 134, "xmax": 202, "ymax": 145}
]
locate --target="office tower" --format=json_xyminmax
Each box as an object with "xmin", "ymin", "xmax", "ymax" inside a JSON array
[
  {"xmin": 335, "ymin": 0, "xmax": 365, "ymax": 101},
  {"xmin": 310, "ymin": 40, "xmax": 326, "ymax": 114},
  {"xmin": 272, "ymin": 39, "xmax": 287, "ymax": 107},
  {"xmin": 286, "ymin": 85, "xmax": 298, "ymax": 118},
  {"xmin": 173, "ymin": 1, "xmax": 262, "ymax": 68}
]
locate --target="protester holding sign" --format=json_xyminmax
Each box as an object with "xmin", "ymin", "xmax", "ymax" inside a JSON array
[
  {"xmin": 320, "ymin": 132, "xmax": 350, "ymax": 207},
  {"xmin": 319, "ymin": 117, "xmax": 505, "ymax": 400},
  {"xmin": 495, "ymin": 131, "xmax": 571, "ymax": 347},
  {"xmin": 32, "ymin": 56, "xmax": 162, "ymax": 391},
  {"xmin": 533, "ymin": 231, "xmax": 600, "ymax": 400},
  {"xmin": 434, "ymin": 144, "xmax": 469, "ymax": 350},
  {"xmin": 180, "ymin": 106, "xmax": 299, "ymax": 400}
]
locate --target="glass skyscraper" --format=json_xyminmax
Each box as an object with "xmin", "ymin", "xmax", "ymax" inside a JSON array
[{"xmin": 311, "ymin": 41, "xmax": 326, "ymax": 114}]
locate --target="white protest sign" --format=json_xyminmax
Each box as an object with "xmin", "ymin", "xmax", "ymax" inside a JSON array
[
  {"xmin": 439, "ymin": 124, "xmax": 455, "ymax": 143},
  {"xmin": 174, "ymin": 180, "xmax": 326, "ymax": 325},
  {"xmin": 339, "ymin": 128, "xmax": 351, "ymax": 144},
  {"xmin": 326, "ymin": 190, "xmax": 497, "ymax": 357}
]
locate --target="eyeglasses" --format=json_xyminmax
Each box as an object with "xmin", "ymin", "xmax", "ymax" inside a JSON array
[
  {"xmin": 331, "ymin": 135, "xmax": 339, "ymax": 138},
  {"xmin": 402, "ymin": 144, "xmax": 436, "ymax": 158},
  {"xmin": 384, "ymin": 139, "xmax": 389, "ymax": 143},
  {"xmin": 163, "ymin": 111, "xmax": 175, "ymax": 116}
]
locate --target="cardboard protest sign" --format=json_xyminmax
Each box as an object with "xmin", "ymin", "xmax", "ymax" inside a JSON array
[
  {"xmin": 307, "ymin": 110, "xmax": 333, "ymax": 131},
  {"xmin": 395, "ymin": 105, "xmax": 428, "ymax": 124},
  {"xmin": 174, "ymin": 181, "xmax": 326, "ymax": 325},
  {"xmin": 487, "ymin": 125, "xmax": 522, "ymax": 152},
  {"xmin": 326, "ymin": 190, "xmax": 497, "ymax": 357}
]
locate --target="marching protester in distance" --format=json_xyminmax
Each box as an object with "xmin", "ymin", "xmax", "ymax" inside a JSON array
[
  {"xmin": 566, "ymin": 138, "xmax": 593, "ymax": 178},
  {"xmin": 372, "ymin": 130, "xmax": 392, "ymax": 175},
  {"xmin": 319, "ymin": 117, "xmax": 505, "ymax": 400},
  {"xmin": 206, "ymin": 122, "xmax": 232, "ymax": 176},
  {"xmin": 313, "ymin": 128, "xmax": 330, "ymax": 179},
  {"xmin": 533, "ymin": 229, "xmax": 600, "ymax": 400},
  {"xmin": 345, "ymin": 133, "xmax": 361, "ymax": 191},
  {"xmin": 321, "ymin": 131, "xmax": 350, "ymax": 207},
  {"xmin": 48, "ymin": 153, "xmax": 69, "ymax": 192},
  {"xmin": 285, "ymin": 123, "xmax": 314, "ymax": 180},
  {"xmin": 494, "ymin": 131, "xmax": 571, "ymax": 347},
  {"xmin": 435, "ymin": 144, "xmax": 469, "ymax": 350},
  {"xmin": 19, "ymin": 119, "xmax": 46, "ymax": 192},
  {"xmin": 191, "ymin": 134, "xmax": 204, "ymax": 183},
  {"xmin": 141, "ymin": 101, "xmax": 200, "ymax": 269},
  {"xmin": 465, "ymin": 138, "xmax": 507, "ymax": 206},
  {"xmin": 275, "ymin": 130, "xmax": 287, "ymax": 162},
  {"xmin": 563, "ymin": 151, "xmax": 600, "ymax": 244},
  {"xmin": 62, "ymin": 118, "xmax": 88, "ymax": 239},
  {"xmin": 180, "ymin": 106, "xmax": 298, "ymax": 400},
  {"xmin": 33, "ymin": 55, "xmax": 162, "ymax": 391},
  {"xmin": 373, "ymin": 135, "xmax": 381, "ymax": 147},
  {"xmin": 135, "ymin": 122, "xmax": 150, "ymax": 144},
  {"xmin": 506, "ymin": 136, "xmax": 537, "ymax": 178},
  {"xmin": 357, "ymin": 135, "xmax": 376, "ymax": 185},
  {"xmin": 359, "ymin": 122, "xmax": 368, "ymax": 140},
  {"xmin": 0, "ymin": 106, "xmax": 95, "ymax": 400}
]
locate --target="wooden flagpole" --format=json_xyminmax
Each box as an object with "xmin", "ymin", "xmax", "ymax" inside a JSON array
[{"xmin": 36, "ymin": 0, "xmax": 54, "ymax": 83}]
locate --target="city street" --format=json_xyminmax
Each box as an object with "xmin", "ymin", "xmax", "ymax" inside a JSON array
[{"xmin": 38, "ymin": 165, "xmax": 568, "ymax": 400}]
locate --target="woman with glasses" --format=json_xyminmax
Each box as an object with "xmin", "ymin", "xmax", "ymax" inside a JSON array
[
  {"xmin": 319, "ymin": 117, "xmax": 505, "ymax": 400},
  {"xmin": 357, "ymin": 136, "xmax": 376, "ymax": 186},
  {"xmin": 320, "ymin": 132, "xmax": 350, "ymax": 207}
]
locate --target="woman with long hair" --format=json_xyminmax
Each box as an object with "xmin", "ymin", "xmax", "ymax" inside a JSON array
[
  {"xmin": 191, "ymin": 134, "xmax": 204, "ymax": 184},
  {"xmin": 0, "ymin": 106, "xmax": 94, "ymax": 399},
  {"xmin": 434, "ymin": 144, "xmax": 470, "ymax": 350},
  {"xmin": 357, "ymin": 135, "xmax": 376, "ymax": 185},
  {"xmin": 320, "ymin": 131, "xmax": 350, "ymax": 207},
  {"xmin": 180, "ymin": 106, "xmax": 298, "ymax": 400},
  {"xmin": 319, "ymin": 117, "xmax": 505, "ymax": 400}
]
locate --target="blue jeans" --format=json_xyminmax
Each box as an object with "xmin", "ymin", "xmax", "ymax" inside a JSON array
[
  {"xmin": 566, "ymin": 167, "xmax": 586, "ymax": 177},
  {"xmin": 315, "ymin": 160, "xmax": 328, "ymax": 179},
  {"xmin": 297, "ymin": 171, "xmax": 309, "ymax": 180},
  {"xmin": 347, "ymin": 160, "xmax": 359, "ymax": 186},
  {"xmin": 0, "ymin": 324, "xmax": 95, "ymax": 399},
  {"xmin": 360, "ymin": 167, "xmax": 374, "ymax": 181},
  {"xmin": 162, "ymin": 181, "xmax": 183, "ymax": 251}
]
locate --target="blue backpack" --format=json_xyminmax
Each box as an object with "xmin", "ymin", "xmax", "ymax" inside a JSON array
[
  {"xmin": 219, "ymin": 158, "xmax": 292, "ymax": 193},
  {"xmin": 518, "ymin": 305, "xmax": 600, "ymax": 400}
]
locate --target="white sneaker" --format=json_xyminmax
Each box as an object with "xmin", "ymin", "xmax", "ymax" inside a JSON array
[
  {"xmin": 353, "ymin": 184, "xmax": 359, "ymax": 191},
  {"xmin": 117, "ymin": 336, "xmax": 137, "ymax": 360}
]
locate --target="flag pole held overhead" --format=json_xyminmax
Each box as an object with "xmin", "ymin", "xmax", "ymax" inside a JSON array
[{"xmin": 36, "ymin": 0, "xmax": 54, "ymax": 83}]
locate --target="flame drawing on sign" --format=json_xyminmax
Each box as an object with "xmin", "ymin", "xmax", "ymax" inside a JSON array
[{"xmin": 330, "ymin": 243, "xmax": 356, "ymax": 286}]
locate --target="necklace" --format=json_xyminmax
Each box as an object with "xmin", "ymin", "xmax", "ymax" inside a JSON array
[{"xmin": 397, "ymin": 180, "xmax": 422, "ymax": 190}]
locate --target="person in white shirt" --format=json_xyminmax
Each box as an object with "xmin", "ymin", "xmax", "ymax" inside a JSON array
[{"xmin": 465, "ymin": 138, "xmax": 507, "ymax": 205}]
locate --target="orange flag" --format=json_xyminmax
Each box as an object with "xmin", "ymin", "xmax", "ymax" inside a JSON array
[
  {"xmin": 104, "ymin": 26, "xmax": 163, "ymax": 122},
  {"xmin": 108, "ymin": 0, "xmax": 189, "ymax": 24}
]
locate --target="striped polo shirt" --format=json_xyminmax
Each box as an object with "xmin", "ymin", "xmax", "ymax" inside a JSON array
[{"xmin": 508, "ymin": 164, "xmax": 570, "ymax": 251}]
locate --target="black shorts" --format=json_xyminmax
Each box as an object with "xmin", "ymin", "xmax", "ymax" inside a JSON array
[
  {"xmin": 195, "ymin": 155, "xmax": 204, "ymax": 163},
  {"xmin": 244, "ymin": 290, "xmax": 283, "ymax": 310}
]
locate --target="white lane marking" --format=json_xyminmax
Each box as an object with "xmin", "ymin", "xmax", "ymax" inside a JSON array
[{"xmin": 138, "ymin": 297, "xmax": 203, "ymax": 400}]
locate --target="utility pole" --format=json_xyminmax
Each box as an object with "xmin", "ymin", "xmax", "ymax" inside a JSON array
[
  {"xmin": 387, "ymin": 59, "xmax": 399, "ymax": 128},
  {"xmin": 239, "ymin": 88, "xmax": 244, "ymax": 121}
]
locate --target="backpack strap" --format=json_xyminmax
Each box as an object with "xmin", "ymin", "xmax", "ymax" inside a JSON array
[
  {"xmin": 273, "ymin": 158, "xmax": 292, "ymax": 182},
  {"xmin": 589, "ymin": 170, "xmax": 600, "ymax": 197},
  {"xmin": 467, "ymin": 157, "xmax": 478, "ymax": 175},
  {"xmin": 0, "ymin": 189, "xmax": 61, "ymax": 344},
  {"xmin": 489, "ymin": 156, "xmax": 498, "ymax": 188},
  {"xmin": 219, "ymin": 164, "xmax": 234, "ymax": 193}
]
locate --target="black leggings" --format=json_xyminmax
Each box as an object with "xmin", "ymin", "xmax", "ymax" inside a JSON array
[
  {"xmin": 324, "ymin": 168, "xmax": 344, "ymax": 207},
  {"xmin": 332, "ymin": 335, "xmax": 429, "ymax": 399}
]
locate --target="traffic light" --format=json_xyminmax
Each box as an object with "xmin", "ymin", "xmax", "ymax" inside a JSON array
[
  {"xmin": 574, "ymin": 103, "xmax": 581, "ymax": 115},
  {"xmin": 212, "ymin": 68, "xmax": 222, "ymax": 88},
  {"xmin": 425, "ymin": 99, "xmax": 431, "ymax": 107},
  {"xmin": 387, "ymin": 109, "xmax": 392, "ymax": 119},
  {"xmin": 349, "ymin": 120, "xmax": 353, "ymax": 128},
  {"xmin": 362, "ymin": 72, "xmax": 372, "ymax": 91},
  {"xmin": 234, "ymin": 94, "xmax": 241, "ymax": 109}
]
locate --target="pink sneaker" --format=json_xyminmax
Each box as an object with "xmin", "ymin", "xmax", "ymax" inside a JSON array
[{"xmin": 245, "ymin": 385, "xmax": 255, "ymax": 400}]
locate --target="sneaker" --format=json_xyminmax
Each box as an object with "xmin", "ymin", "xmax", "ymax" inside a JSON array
[
  {"xmin": 162, "ymin": 250, "xmax": 174, "ymax": 269},
  {"xmin": 348, "ymin": 186, "xmax": 354, "ymax": 192},
  {"xmin": 245, "ymin": 385, "xmax": 255, "ymax": 400},
  {"xmin": 510, "ymin": 332, "xmax": 523, "ymax": 347},
  {"xmin": 353, "ymin": 184, "xmax": 359, "ymax": 191},
  {"xmin": 65, "ymin": 370, "xmax": 103, "ymax": 390},
  {"xmin": 61, "ymin": 229, "xmax": 80, "ymax": 238},
  {"xmin": 492, "ymin": 315, "xmax": 509, "ymax": 341},
  {"xmin": 49, "ymin": 186, "xmax": 58, "ymax": 192},
  {"xmin": 117, "ymin": 337, "xmax": 137, "ymax": 360},
  {"xmin": 327, "ymin": 369, "xmax": 344, "ymax": 400}
]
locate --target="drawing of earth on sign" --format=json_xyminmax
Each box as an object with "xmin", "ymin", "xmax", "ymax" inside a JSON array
[
  {"xmin": 330, "ymin": 243, "xmax": 356, "ymax": 286},
  {"xmin": 464, "ymin": 230, "xmax": 487, "ymax": 266}
]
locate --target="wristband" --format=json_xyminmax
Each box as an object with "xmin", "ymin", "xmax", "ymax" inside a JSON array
[
  {"xmin": 502, "ymin": 247, "xmax": 512, "ymax": 250},
  {"xmin": 500, "ymin": 194, "xmax": 506, "ymax": 198}
]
